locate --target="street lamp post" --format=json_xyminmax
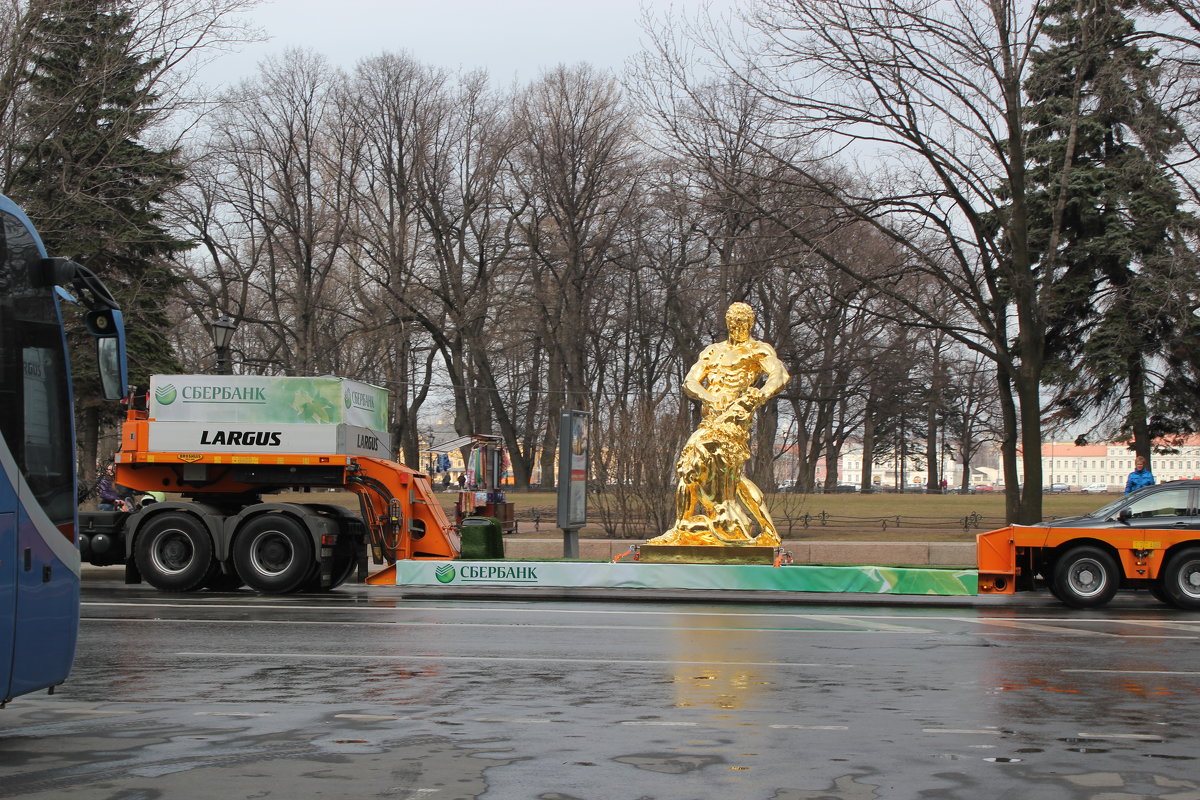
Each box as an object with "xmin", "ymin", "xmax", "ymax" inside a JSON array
[{"xmin": 210, "ymin": 316, "xmax": 238, "ymax": 375}]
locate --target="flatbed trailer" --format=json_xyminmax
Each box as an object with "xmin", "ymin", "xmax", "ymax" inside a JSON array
[
  {"xmin": 977, "ymin": 524, "xmax": 1200, "ymax": 609},
  {"xmin": 78, "ymin": 377, "xmax": 1200, "ymax": 608}
]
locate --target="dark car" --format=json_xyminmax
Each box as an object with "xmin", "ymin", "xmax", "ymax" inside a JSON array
[{"xmin": 1041, "ymin": 480, "xmax": 1200, "ymax": 530}]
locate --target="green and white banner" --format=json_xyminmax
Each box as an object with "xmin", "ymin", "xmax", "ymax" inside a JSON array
[
  {"xmin": 149, "ymin": 375, "xmax": 389, "ymax": 431},
  {"xmin": 396, "ymin": 561, "xmax": 978, "ymax": 596}
]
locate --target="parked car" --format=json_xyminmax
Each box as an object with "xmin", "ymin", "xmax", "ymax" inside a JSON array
[
  {"xmin": 1047, "ymin": 483, "xmax": 1069, "ymax": 493},
  {"xmin": 972, "ymin": 484, "xmax": 996, "ymax": 492},
  {"xmin": 834, "ymin": 484, "xmax": 859, "ymax": 493},
  {"xmin": 1081, "ymin": 483, "xmax": 1110, "ymax": 494},
  {"xmin": 1040, "ymin": 480, "xmax": 1200, "ymax": 529}
]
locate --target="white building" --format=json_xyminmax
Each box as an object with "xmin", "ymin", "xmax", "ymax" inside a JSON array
[
  {"xmin": 775, "ymin": 437, "xmax": 1200, "ymax": 491},
  {"xmin": 1026, "ymin": 440, "xmax": 1200, "ymax": 489}
]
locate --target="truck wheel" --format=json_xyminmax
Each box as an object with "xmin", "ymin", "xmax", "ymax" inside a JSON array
[
  {"xmin": 134, "ymin": 513, "xmax": 214, "ymax": 592},
  {"xmin": 1149, "ymin": 582, "xmax": 1173, "ymax": 606},
  {"xmin": 299, "ymin": 535, "xmax": 357, "ymax": 592},
  {"xmin": 1053, "ymin": 546, "xmax": 1119, "ymax": 609},
  {"xmin": 1161, "ymin": 548, "xmax": 1200, "ymax": 610},
  {"xmin": 233, "ymin": 514, "xmax": 314, "ymax": 593}
]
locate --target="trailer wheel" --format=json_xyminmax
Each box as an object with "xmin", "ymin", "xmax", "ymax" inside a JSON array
[
  {"xmin": 1053, "ymin": 546, "xmax": 1119, "ymax": 609},
  {"xmin": 233, "ymin": 514, "xmax": 314, "ymax": 593},
  {"xmin": 1161, "ymin": 547, "xmax": 1200, "ymax": 611},
  {"xmin": 134, "ymin": 513, "xmax": 214, "ymax": 592}
]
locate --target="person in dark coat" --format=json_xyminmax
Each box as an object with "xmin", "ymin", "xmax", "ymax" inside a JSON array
[{"xmin": 97, "ymin": 462, "xmax": 133, "ymax": 511}]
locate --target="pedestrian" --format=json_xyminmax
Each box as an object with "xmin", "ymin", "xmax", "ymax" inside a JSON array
[
  {"xmin": 457, "ymin": 473, "xmax": 467, "ymax": 490},
  {"xmin": 1124, "ymin": 455, "xmax": 1155, "ymax": 494}
]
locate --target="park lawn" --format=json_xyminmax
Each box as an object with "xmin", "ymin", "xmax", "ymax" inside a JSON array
[
  {"xmin": 273, "ymin": 487, "xmax": 1121, "ymax": 542},
  {"xmin": 439, "ymin": 488, "xmax": 1119, "ymax": 541},
  {"xmin": 483, "ymin": 488, "xmax": 1110, "ymax": 518}
]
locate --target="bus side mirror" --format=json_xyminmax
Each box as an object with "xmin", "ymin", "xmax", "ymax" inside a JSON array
[
  {"xmin": 87, "ymin": 309, "xmax": 127, "ymax": 401},
  {"xmin": 33, "ymin": 257, "xmax": 78, "ymax": 287}
]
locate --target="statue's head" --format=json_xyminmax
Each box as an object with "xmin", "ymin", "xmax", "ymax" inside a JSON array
[{"xmin": 725, "ymin": 302, "xmax": 755, "ymax": 344}]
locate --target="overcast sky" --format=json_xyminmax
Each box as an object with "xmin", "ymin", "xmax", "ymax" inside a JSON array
[{"xmin": 201, "ymin": 0, "xmax": 746, "ymax": 88}]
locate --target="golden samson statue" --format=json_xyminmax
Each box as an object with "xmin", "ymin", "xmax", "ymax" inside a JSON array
[{"xmin": 649, "ymin": 302, "xmax": 790, "ymax": 548}]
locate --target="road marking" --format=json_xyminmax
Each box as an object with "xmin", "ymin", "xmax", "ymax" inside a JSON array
[
  {"xmin": 335, "ymin": 714, "xmax": 402, "ymax": 722},
  {"xmin": 84, "ymin": 601, "xmax": 1200, "ymax": 627},
  {"xmin": 193, "ymin": 711, "xmax": 271, "ymax": 717},
  {"xmin": 803, "ymin": 615, "xmax": 931, "ymax": 633},
  {"xmin": 82, "ymin": 602, "xmax": 1200, "ymax": 640},
  {"xmin": 923, "ymin": 728, "xmax": 1004, "ymax": 735},
  {"xmin": 86, "ymin": 601, "xmax": 959, "ymax": 627},
  {"xmin": 84, "ymin": 617, "xmax": 934, "ymax": 635},
  {"xmin": 1062, "ymin": 669, "xmax": 1200, "ymax": 676},
  {"xmin": 1077, "ymin": 732, "xmax": 1165, "ymax": 741},
  {"xmin": 972, "ymin": 619, "xmax": 1117, "ymax": 636},
  {"xmin": 177, "ymin": 652, "xmax": 855, "ymax": 668},
  {"xmin": 621, "ymin": 721, "xmax": 699, "ymax": 727},
  {"xmin": 768, "ymin": 724, "xmax": 848, "ymax": 730},
  {"xmin": 1115, "ymin": 620, "xmax": 1200, "ymax": 634},
  {"xmin": 474, "ymin": 718, "xmax": 552, "ymax": 724}
]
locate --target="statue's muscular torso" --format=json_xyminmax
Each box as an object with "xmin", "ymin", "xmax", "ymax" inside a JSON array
[{"xmin": 687, "ymin": 340, "xmax": 777, "ymax": 415}]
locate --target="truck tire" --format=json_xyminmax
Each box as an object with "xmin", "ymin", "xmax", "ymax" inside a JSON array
[
  {"xmin": 1053, "ymin": 546, "xmax": 1119, "ymax": 609},
  {"xmin": 134, "ymin": 512, "xmax": 215, "ymax": 592},
  {"xmin": 233, "ymin": 514, "xmax": 315, "ymax": 594},
  {"xmin": 1161, "ymin": 547, "xmax": 1200, "ymax": 611},
  {"xmin": 299, "ymin": 535, "xmax": 357, "ymax": 592}
]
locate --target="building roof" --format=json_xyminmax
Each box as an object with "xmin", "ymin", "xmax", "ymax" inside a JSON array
[{"xmin": 1041, "ymin": 442, "xmax": 1108, "ymax": 457}]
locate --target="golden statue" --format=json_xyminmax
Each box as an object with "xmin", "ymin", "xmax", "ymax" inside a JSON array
[{"xmin": 648, "ymin": 302, "xmax": 790, "ymax": 548}]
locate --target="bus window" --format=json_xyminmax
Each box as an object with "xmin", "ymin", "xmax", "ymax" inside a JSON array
[
  {"xmin": 22, "ymin": 344, "xmax": 73, "ymax": 529},
  {"xmin": 1, "ymin": 210, "xmax": 74, "ymax": 530}
]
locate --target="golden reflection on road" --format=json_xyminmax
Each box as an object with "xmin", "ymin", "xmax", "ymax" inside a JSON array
[{"xmin": 667, "ymin": 625, "xmax": 771, "ymax": 712}]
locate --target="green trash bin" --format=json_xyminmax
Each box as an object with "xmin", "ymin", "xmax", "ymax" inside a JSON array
[{"xmin": 459, "ymin": 516, "xmax": 505, "ymax": 559}]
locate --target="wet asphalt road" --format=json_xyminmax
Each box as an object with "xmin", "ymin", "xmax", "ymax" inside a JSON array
[{"xmin": 2, "ymin": 576, "xmax": 1199, "ymax": 800}]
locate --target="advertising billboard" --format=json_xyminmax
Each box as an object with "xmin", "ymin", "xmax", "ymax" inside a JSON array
[{"xmin": 149, "ymin": 375, "xmax": 388, "ymax": 431}]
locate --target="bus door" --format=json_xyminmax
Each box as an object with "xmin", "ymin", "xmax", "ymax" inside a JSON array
[
  {"xmin": 1, "ymin": 511, "xmax": 14, "ymax": 701},
  {"xmin": 0, "ymin": 206, "xmax": 80, "ymax": 700}
]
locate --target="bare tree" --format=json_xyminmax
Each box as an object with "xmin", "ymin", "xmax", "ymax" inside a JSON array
[
  {"xmin": 178, "ymin": 50, "xmax": 357, "ymax": 376},
  {"xmin": 509, "ymin": 64, "xmax": 643, "ymax": 487},
  {"xmin": 634, "ymin": 1, "xmax": 1096, "ymax": 523}
]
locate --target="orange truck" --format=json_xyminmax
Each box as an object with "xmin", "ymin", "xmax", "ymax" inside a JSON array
[
  {"xmin": 977, "ymin": 483, "xmax": 1200, "ymax": 610},
  {"xmin": 78, "ymin": 375, "xmax": 460, "ymax": 593}
]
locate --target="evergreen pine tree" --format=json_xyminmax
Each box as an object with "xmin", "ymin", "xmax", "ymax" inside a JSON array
[
  {"xmin": 7, "ymin": 0, "xmax": 190, "ymax": 478},
  {"xmin": 1027, "ymin": 0, "xmax": 1199, "ymax": 460}
]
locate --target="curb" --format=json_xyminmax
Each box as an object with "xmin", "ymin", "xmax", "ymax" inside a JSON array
[{"xmin": 82, "ymin": 541, "xmax": 975, "ymax": 579}]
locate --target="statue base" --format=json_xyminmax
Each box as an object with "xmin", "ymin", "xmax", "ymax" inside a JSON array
[{"xmin": 638, "ymin": 545, "xmax": 778, "ymax": 565}]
